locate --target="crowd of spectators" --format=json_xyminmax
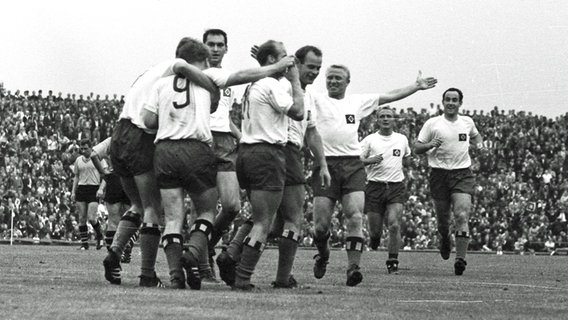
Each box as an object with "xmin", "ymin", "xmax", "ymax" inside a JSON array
[{"xmin": 1, "ymin": 87, "xmax": 567, "ymax": 254}]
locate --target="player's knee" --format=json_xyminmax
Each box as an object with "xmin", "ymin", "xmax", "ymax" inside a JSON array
[
  {"xmin": 120, "ymin": 210, "xmax": 142, "ymax": 227},
  {"xmin": 388, "ymin": 223, "xmax": 400, "ymax": 235},
  {"xmin": 454, "ymin": 212, "xmax": 469, "ymax": 227},
  {"xmin": 346, "ymin": 213, "xmax": 363, "ymax": 231}
]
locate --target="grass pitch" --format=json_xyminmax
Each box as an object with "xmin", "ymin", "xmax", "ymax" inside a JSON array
[{"xmin": 1, "ymin": 244, "xmax": 567, "ymax": 320}]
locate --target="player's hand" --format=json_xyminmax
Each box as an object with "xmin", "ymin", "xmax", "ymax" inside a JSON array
[
  {"xmin": 319, "ymin": 165, "xmax": 332, "ymax": 189},
  {"xmin": 284, "ymin": 64, "xmax": 300, "ymax": 82},
  {"xmin": 277, "ymin": 56, "xmax": 297, "ymax": 72},
  {"xmin": 70, "ymin": 194, "xmax": 75, "ymax": 202},
  {"xmin": 367, "ymin": 154, "xmax": 384, "ymax": 164},
  {"xmin": 96, "ymin": 189, "xmax": 105, "ymax": 199},
  {"xmin": 416, "ymin": 70, "xmax": 437, "ymax": 90},
  {"xmin": 250, "ymin": 45, "xmax": 259, "ymax": 60},
  {"xmin": 429, "ymin": 137, "xmax": 443, "ymax": 148}
]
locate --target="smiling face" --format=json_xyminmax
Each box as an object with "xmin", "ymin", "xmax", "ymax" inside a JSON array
[
  {"xmin": 442, "ymin": 90, "xmax": 462, "ymax": 118},
  {"xmin": 297, "ymin": 51, "xmax": 322, "ymax": 88},
  {"xmin": 326, "ymin": 67, "xmax": 350, "ymax": 99},
  {"xmin": 204, "ymin": 34, "xmax": 227, "ymax": 67}
]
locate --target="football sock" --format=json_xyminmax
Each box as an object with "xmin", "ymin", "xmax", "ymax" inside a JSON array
[
  {"xmin": 187, "ymin": 219, "xmax": 213, "ymax": 265},
  {"xmin": 226, "ymin": 219, "xmax": 253, "ymax": 261},
  {"xmin": 210, "ymin": 209, "xmax": 240, "ymax": 248},
  {"xmin": 110, "ymin": 211, "xmax": 142, "ymax": 256},
  {"xmin": 79, "ymin": 225, "xmax": 89, "ymax": 245},
  {"xmin": 91, "ymin": 220, "xmax": 103, "ymax": 239},
  {"xmin": 345, "ymin": 236, "xmax": 365, "ymax": 266},
  {"xmin": 139, "ymin": 223, "xmax": 161, "ymax": 278},
  {"xmin": 235, "ymin": 237, "xmax": 264, "ymax": 287},
  {"xmin": 104, "ymin": 230, "xmax": 116, "ymax": 250},
  {"xmin": 162, "ymin": 233, "xmax": 184, "ymax": 278},
  {"xmin": 455, "ymin": 231, "xmax": 470, "ymax": 260},
  {"xmin": 275, "ymin": 229, "xmax": 300, "ymax": 284},
  {"xmin": 314, "ymin": 231, "xmax": 330, "ymax": 258}
]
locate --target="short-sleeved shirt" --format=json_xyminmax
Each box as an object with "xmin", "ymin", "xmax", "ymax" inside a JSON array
[
  {"xmin": 144, "ymin": 68, "xmax": 230, "ymax": 145},
  {"xmin": 416, "ymin": 115, "xmax": 480, "ymax": 170},
  {"xmin": 314, "ymin": 93, "xmax": 382, "ymax": 156},
  {"xmin": 287, "ymin": 88, "xmax": 317, "ymax": 148},
  {"xmin": 360, "ymin": 132, "xmax": 410, "ymax": 183},
  {"xmin": 119, "ymin": 59, "xmax": 183, "ymax": 134},
  {"xmin": 73, "ymin": 156, "xmax": 102, "ymax": 186},
  {"xmin": 240, "ymin": 77, "xmax": 293, "ymax": 145}
]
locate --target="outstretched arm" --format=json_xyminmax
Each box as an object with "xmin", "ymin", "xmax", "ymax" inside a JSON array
[
  {"xmin": 378, "ymin": 71, "xmax": 437, "ymax": 106},
  {"xmin": 173, "ymin": 61, "xmax": 218, "ymax": 93},
  {"xmin": 224, "ymin": 56, "xmax": 296, "ymax": 87}
]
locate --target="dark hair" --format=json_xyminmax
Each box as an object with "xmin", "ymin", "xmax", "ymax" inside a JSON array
[
  {"xmin": 203, "ymin": 29, "xmax": 228, "ymax": 46},
  {"xmin": 79, "ymin": 139, "xmax": 91, "ymax": 147},
  {"xmin": 295, "ymin": 45, "xmax": 322, "ymax": 64},
  {"xmin": 175, "ymin": 37, "xmax": 210, "ymax": 63},
  {"xmin": 256, "ymin": 40, "xmax": 283, "ymax": 66},
  {"xmin": 442, "ymin": 87, "xmax": 463, "ymax": 102}
]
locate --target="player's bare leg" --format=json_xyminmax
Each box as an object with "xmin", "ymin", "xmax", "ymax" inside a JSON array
[
  {"xmin": 233, "ymin": 190, "xmax": 283, "ymax": 290},
  {"xmin": 312, "ymin": 196, "xmax": 334, "ymax": 279},
  {"xmin": 452, "ymin": 193, "xmax": 472, "ymax": 275},
  {"xmin": 385, "ymin": 203, "xmax": 403, "ymax": 274},
  {"xmin": 342, "ymin": 191, "xmax": 365, "ymax": 286},
  {"xmin": 272, "ymin": 185, "xmax": 303, "ymax": 288}
]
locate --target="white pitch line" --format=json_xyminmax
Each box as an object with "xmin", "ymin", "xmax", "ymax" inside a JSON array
[
  {"xmin": 397, "ymin": 300, "xmax": 484, "ymax": 304},
  {"xmin": 402, "ymin": 280, "xmax": 568, "ymax": 292}
]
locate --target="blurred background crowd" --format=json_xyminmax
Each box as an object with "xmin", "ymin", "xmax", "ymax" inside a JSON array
[{"xmin": 1, "ymin": 87, "xmax": 567, "ymax": 253}]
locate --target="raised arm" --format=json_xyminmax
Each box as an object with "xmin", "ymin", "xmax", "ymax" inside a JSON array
[
  {"xmin": 284, "ymin": 64, "xmax": 305, "ymax": 121},
  {"xmin": 378, "ymin": 71, "xmax": 437, "ymax": 106}
]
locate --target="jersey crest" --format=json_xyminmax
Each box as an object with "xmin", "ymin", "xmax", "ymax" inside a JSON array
[
  {"xmin": 458, "ymin": 133, "xmax": 467, "ymax": 141},
  {"xmin": 393, "ymin": 149, "xmax": 401, "ymax": 157},
  {"xmin": 223, "ymin": 88, "xmax": 231, "ymax": 97},
  {"xmin": 345, "ymin": 114, "xmax": 355, "ymax": 124}
]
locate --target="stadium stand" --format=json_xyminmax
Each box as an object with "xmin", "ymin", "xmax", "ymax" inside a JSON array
[{"xmin": 1, "ymin": 88, "xmax": 567, "ymax": 253}]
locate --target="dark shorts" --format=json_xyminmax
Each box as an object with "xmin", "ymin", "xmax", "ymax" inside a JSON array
[
  {"xmin": 103, "ymin": 172, "xmax": 131, "ymax": 205},
  {"xmin": 312, "ymin": 156, "xmax": 366, "ymax": 201},
  {"xmin": 364, "ymin": 181, "xmax": 407, "ymax": 214},
  {"xmin": 76, "ymin": 185, "xmax": 99, "ymax": 203},
  {"xmin": 236, "ymin": 143, "xmax": 286, "ymax": 191},
  {"xmin": 212, "ymin": 131, "xmax": 238, "ymax": 172},
  {"xmin": 429, "ymin": 168, "xmax": 474, "ymax": 201},
  {"xmin": 154, "ymin": 139, "xmax": 217, "ymax": 194},
  {"xmin": 110, "ymin": 119, "xmax": 156, "ymax": 178},
  {"xmin": 284, "ymin": 143, "xmax": 305, "ymax": 186}
]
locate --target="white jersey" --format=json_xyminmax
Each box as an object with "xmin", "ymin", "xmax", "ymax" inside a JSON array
[
  {"xmin": 360, "ymin": 132, "xmax": 410, "ymax": 182},
  {"xmin": 92, "ymin": 137, "xmax": 111, "ymax": 159},
  {"xmin": 73, "ymin": 156, "xmax": 102, "ymax": 186},
  {"xmin": 144, "ymin": 68, "xmax": 229, "ymax": 145},
  {"xmin": 91, "ymin": 137, "xmax": 113, "ymax": 171},
  {"xmin": 208, "ymin": 67, "xmax": 235, "ymax": 133},
  {"xmin": 240, "ymin": 77, "xmax": 293, "ymax": 145},
  {"xmin": 119, "ymin": 59, "xmax": 184, "ymax": 134},
  {"xmin": 314, "ymin": 93, "xmax": 381, "ymax": 156},
  {"xmin": 417, "ymin": 114, "xmax": 480, "ymax": 170},
  {"xmin": 287, "ymin": 87, "xmax": 317, "ymax": 147}
]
